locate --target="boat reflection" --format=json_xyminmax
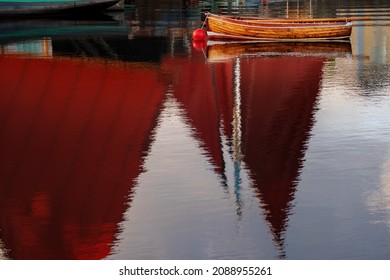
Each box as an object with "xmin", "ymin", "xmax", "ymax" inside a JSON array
[
  {"xmin": 1, "ymin": 34, "xmax": 335, "ymax": 259},
  {"xmin": 205, "ymin": 41, "xmax": 352, "ymax": 62}
]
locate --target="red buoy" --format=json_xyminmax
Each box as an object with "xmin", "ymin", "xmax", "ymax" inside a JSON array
[
  {"xmin": 192, "ymin": 39, "xmax": 206, "ymax": 51},
  {"xmin": 192, "ymin": 28, "xmax": 206, "ymax": 40}
]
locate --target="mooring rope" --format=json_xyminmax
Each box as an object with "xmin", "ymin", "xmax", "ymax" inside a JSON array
[{"xmin": 201, "ymin": 12, "xmax": 210, "ymax": 29}]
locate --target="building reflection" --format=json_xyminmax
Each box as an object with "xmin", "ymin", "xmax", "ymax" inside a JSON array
[{"xmin": 349, "ymin": 14, "xmax": 390, "ymax": 94}]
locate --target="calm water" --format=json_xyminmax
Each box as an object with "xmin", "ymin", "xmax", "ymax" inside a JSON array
[{"xmin": 1, "ymin": 0, "xmax": 390, "ymax": 260}]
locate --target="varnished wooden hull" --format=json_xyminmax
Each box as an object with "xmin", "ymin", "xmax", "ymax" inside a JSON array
[{"xmin": 206, "ymin": 13, "xmax": 352, "ymax": 41}]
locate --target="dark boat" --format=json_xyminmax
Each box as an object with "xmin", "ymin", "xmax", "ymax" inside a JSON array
[{"xmin": 0, "ymin": 0, "xmax": 120, "ymax": 18}]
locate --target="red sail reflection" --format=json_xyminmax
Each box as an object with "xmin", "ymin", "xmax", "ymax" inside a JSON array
[
  {"xmin": 239, "ymin": 56, "xmax": 324, "ymax": 257},
  {"xmin": 0, "ymin": 55, "xmax": 166, "ymax": 259},
  {"xmin": 173, "ymin": 44, "xmax": 328, "ymax": 257}
]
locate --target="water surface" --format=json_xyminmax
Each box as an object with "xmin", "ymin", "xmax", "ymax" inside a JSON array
[{"xmin": 1, "ymin": 0, "xmax": 390, "ymax": 260}]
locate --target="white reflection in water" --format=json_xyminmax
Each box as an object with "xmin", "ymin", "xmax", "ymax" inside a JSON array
[
  {"xmin": 367, "ymin": 148, "xmax": 390, "ymax": 230},
  {"xmin": 109, "ymin": 92, "xmax": 279, "ymax": 259},
  {"xmin": 0, "ymin": 239, "xmax": 7, "ymax": 260}
]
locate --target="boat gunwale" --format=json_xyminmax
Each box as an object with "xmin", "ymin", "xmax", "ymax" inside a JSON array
[
  {"xmin": 206, "ymin": 13, "xmax": 353, "ymax": 29},
  {"xmin": 206, "ymin": 13, "xmax": 370, "ymax": 23}
]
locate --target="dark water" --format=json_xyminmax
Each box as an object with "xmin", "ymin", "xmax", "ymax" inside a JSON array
[{"xmin": 1, "ymin": 0, "xmax": 390, "ymax": 260}]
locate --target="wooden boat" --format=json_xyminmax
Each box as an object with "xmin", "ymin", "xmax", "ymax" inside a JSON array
[
  {"xmin": 0, "ymin": 0, "xmax": 120, "ymax": 18},
  {"xmin": 205, "ymin": 13, "xmax": 353, "ymax": 41}
]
